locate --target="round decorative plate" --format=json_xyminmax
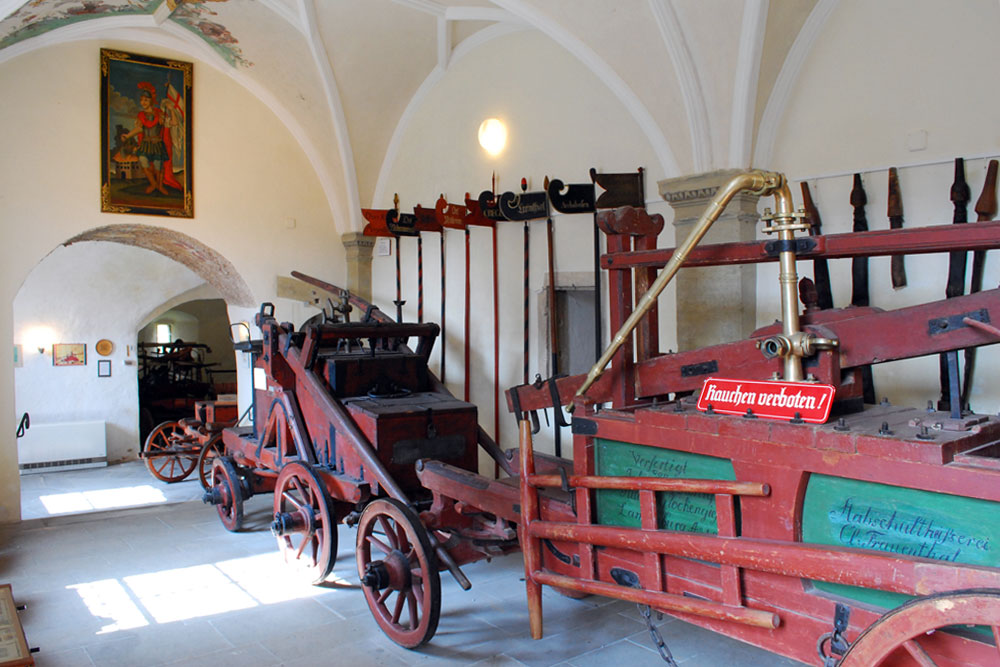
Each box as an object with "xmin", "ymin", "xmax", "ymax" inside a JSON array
[{"xmin": 95, "ymin": 339, "xmax": 114, "ymax": 356}]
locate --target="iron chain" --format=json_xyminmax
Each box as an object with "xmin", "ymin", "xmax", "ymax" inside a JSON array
[{"xmin": 638, "ymin": 603, "xmax": 679, "ymax": 666}]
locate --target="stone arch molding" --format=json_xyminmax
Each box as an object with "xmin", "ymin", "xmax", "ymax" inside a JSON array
[{"xmin": 64, "ymin": 224, "xmax": 255, "ymax": 307}]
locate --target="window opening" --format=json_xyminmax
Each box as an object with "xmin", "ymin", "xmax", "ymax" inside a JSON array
[{"xmin": 555, "ymin": 288, "xmax": 597, "ymax": 377}]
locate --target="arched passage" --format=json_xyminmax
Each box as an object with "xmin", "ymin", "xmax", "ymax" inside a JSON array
[
  {"xmin": 64, "ymin": 224, "xmax": 255, "ymax": 308},
  {"xmin": 12, "ymin": 225, "xmax": 254, "ymax": 520}
]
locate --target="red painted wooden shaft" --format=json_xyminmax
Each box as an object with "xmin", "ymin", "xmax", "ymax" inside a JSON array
[
  {"xmin": 523, "ymin": 221, "xmax": 530, "ymax": 384},
  {"xmin": 440, "ymin": 232, "xmax": 446, "ymax": 382},
  {"xmin": 526, "ymin": 521, "xmax": 1000, "ymax": 596},
  {"xmin": 518, "ymin": 420, "xmax": 544, "ymax": 639},
  {"xmin": 964, "ymin": 316, "xmax": 1000, "ymax": 337},
  {"xmin": 526, "ymin": 474, "xmax": 768, "ymax": 496},
  {"xmin": 531, "ymin": 569, "xmax": 779, "ymax": 629},
  {"xmin": 464, "ymin": 228, "xmax": 471, "ymax": 402},
  {"xmin": 417, "ymin": 234, "xmax": 424, "ymax": 322},
  {"xmin": 492, "ymin": 225, "xmax": 500, "ymax": 454},
  {"xmin": 394, "ymin": 236, "xmax": 403, "ymax": 322},
  {"xmin": 603, "ymin": 219, "xmax": 1000, "ymax": 270}
]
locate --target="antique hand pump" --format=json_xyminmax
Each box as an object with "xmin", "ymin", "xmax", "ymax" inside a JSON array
[{"xmin": 569, "ymin": 170, "xmax": 836, "ymax": 410}]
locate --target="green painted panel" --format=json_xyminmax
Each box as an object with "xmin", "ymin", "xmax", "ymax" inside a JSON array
[
  {"xmin": 803, "ymin": 474, "xmax": 1000, "ymax": 609},
  {"xmin": 594, "ymin": 439, "xmax": 735, "ymax": 533}
]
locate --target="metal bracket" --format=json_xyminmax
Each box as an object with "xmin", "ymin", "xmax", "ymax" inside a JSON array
[
  {"xmin": 680, "ymin": 360, "xmax": 718, "ymax": 378},
  {"xmin": 928, "ymin": 308, "xmax": 989, "ymax": 336},
  {"xmin": 548, "ymin": 375, "xmax": 569, "ymax": 427},
  {"xmin": 764, "ymin": 237, "xmax": 816, "ymax": 256},
  {"xmin": 817, "ymin": 602, "xmax": 851, "ymax": 667}
]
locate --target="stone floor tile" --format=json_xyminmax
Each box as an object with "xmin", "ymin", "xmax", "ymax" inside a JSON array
[
  {"xmin": 564, "ymin": 636, "xmax": 663, "ymax": 666},
  {"xmin": 161, "ymin": 642, "xmax": 282, "ymax": 667}
]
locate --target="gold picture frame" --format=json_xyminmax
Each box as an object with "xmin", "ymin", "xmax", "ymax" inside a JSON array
[{"xmin": 101, "ymin": 49, "xmax": 193, "ymax": 217}]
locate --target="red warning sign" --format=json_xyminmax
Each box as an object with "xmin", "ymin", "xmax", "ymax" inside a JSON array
[{"xmin": 696, "ymin": 377, "xmax": 835, "ymax": 424}]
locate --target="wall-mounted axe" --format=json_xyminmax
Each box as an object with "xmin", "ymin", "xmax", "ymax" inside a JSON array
[
  {"xmin": 961, "ymin": 159, "xmax": 998, "ymax": 410},
  {"xmin": 800, "ymin": 182, "xmax": 833, "ymax": 309},
  {"xmin": 939, "ymin": 158, "xmax": 970, "ymax": 416},
  {"xmin": 887, "ymin": 168, "xmax": 907, "ymax": 289},
  {"xmin": 434, "ymin": 195, "xmax": 468, "ymax": 384}
]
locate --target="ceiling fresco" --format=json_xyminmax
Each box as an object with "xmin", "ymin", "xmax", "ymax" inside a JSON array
[{"xmin": 0, "ymin": 0, "xmax": 250, "ymax": 67}]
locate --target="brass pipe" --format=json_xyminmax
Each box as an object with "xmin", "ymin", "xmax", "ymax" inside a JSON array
[
  {"xmin": 769, "ymin": 179, "xmax": 805, "ymax": 381},
  {"xmin": 569, "ymin": 170, "xmax": 785, "ymax": 410}
]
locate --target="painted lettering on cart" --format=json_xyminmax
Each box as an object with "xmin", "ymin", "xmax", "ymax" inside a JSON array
[
  {"xmin": 831, "ymin": 497, "xmax": 990, "ymax": 562},
  {"xmin": 595, "ymin": 439, "xmax": 735, "ymax": 532},
  {"xmin": 628, "ymin": 451, "xmax": 688, "ymax": 477},
  {"xmin": 804, "ymin": 474, "xmax": 1000, "ymax": 610}
]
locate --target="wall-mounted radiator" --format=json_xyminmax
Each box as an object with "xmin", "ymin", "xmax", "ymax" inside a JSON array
[{"xmin": 17, "ymin": 420, "xmax": 107, "ymax": 473}]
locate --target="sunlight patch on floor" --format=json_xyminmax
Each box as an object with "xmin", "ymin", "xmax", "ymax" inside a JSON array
[
  {"xmin": 67, "ymin": 579, "xmax": 149, "ymax": 634},
  {"xmin": 39, "ymin": 485, "xmax": 167, "ymax": 514},
  {"xmin": 124, "ymin": 564, "xmax": 258, "ymax": 623},
  {"xmin": 69, "ymin": 551, "xmax": 355, "ymax": 633}
]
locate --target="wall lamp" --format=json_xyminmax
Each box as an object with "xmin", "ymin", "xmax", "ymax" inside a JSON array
[{"xmin": 478, "ymin": 118, "xmax": 507, "ymax": 157}]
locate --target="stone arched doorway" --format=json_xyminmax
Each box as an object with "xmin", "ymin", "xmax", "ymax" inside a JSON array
[{"xmin": 13, "ymin": 224, "xmax": 254, "ymax": 520}]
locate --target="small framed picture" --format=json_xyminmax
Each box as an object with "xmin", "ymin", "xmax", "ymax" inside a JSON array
[
  {"xmin": 53, "ymin": 343, "xmax": 86, "ymax": 366},
  {"xmin": 98, "ymin": 360, "xmax": 112, "ymax": 377}
]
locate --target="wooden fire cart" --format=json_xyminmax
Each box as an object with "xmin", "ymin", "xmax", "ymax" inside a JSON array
[
  {"xmin": 498, "ymin": 170, "xmax": 1000, "ymax": 665},
  {"xmin": 141, "ymin": 399, "xmax": 238, "ymax": 487},
  {"xmin": 203, "ymin": 283, "xmax": 544, "ymax": 648}
]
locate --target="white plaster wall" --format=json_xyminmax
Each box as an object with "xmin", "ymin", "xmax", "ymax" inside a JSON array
[
  {"xmin": 763, "ymin": 1, "xmax": 1000, "ymax": 412},
  {"xmin": 376, "ymin": 30, "xmax": 672, "ymax": 462},
  {"xmin": 0, "ymin": 39, "xmax": 346, "ymax": 522}
]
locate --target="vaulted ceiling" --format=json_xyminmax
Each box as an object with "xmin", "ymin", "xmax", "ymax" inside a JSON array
[{"xmin": 0, "ymin": 0, "xmax": 825, "ymax": 234}]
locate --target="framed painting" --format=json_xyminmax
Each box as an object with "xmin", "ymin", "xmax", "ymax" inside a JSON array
[
  {"xmin": 97, "ymin": 360, "xmax": 112, "ymax": 378},
  {"xmin": 53, "ymin": 343, "xmax": 86, "ymax": 367},
  {"xmin": 101, "ymin": 49, "xmax": 193, "ymax": 217}
]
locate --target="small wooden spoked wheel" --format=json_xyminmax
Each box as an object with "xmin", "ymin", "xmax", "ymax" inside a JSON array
[
  {"xmin": 196, "ymin": 434, "xmax": 225, "ymax": 490},
  {"xmin": 209, "ymin": 456, "xmax": 244, "ymax": 531},
  {"xmin": 143, "ymin": 421, "xmax": 197, "ymax": 483},
  {"xmin": 839, "ymin": 588, "xmax": 1000, "ymax": 666},
  {"xmin": 356, "ymin": 498, "xmax": 441, "ymax": 648},
  {"xmin": 271, "ymin": 462, "xmax": 337, "ymax": 584}
]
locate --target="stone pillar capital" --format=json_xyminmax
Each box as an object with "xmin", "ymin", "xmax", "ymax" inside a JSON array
[
  {"xmin": 342, "ymin": 232, "xmax": 375, "ymax": 302},
  {"xmin": 656, "ymin": 169, "xmax": 767, "ymax": 351}
]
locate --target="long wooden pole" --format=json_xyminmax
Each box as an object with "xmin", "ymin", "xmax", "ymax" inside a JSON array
[
  {"xmin": 850, "ymin": 174, "xmax": 876, "ymax": 404},
  {"xmin": 464, "ymin": 224, "xmax": 471, "ymax": 402},
  {"xmin": 544, "ymin": 199, "xmax": 561, "ymax": 456}
]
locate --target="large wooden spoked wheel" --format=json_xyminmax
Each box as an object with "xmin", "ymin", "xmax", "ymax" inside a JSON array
[
  {"xmin": 144, "ymin": 421, "xmax": 197, "ymax": 483},
  {"xmin": 272, "ymin": 462, "xmax": 337, "ymax": 584},
  {"xmin": 196, "ymin": 434, "xmax": 225, "ymax": 490},
  {"xmin": 210, "ymin": 456, "xmax": 244, "ymax": 531},
  {"xmin": 839, "ymin": 589, "xmax": 1000, "ymax": 666},
  {"xmin": 356, "ymin": 498, "xmax": 441, "ymax": 649}
]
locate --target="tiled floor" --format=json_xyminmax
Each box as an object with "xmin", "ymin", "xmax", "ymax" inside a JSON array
[{"xmin": 5, "ymin": 463, "xmax": 808, "ymax": 666}]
